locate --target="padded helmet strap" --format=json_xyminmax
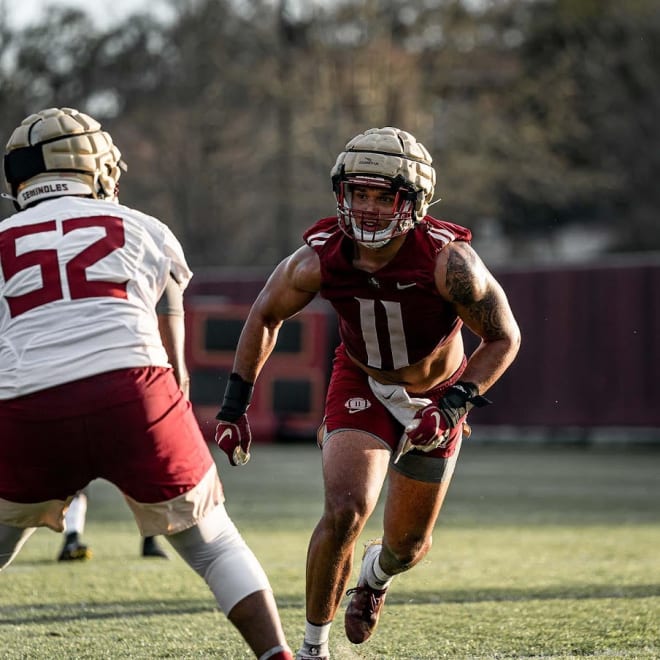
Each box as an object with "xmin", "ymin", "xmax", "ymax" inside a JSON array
[{"xmin": 3, "ymin": 144, "xmax": 47, "ymax": 187}]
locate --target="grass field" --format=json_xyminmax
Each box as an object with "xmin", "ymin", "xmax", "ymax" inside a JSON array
[{"xmin": 2, "ymin": 441, "xmax": 659, "ymax": 659}]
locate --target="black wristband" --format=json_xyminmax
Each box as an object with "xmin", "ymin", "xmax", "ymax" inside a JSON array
[
  {"xmin": 452, "ymin": 381, "xmax": 492, "ymax": 408},
  {"xmin": 439, "ymin": 381, "xmax": 492, "ymax": 427},
  {"xmin": 216, "ymin": 372, "xmax": 254, "ymax": 422}
]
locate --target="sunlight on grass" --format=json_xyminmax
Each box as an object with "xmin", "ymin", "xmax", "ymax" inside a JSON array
[{"xmin": 2, "ymin": 444, "xmax": 659, "ymax": 659}]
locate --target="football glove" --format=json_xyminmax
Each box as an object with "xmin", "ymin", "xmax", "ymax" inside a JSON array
[
  {"xmin": 404, "ymin": 381, "xmax": 491, "ymax": 451},
  {"xmin": 215, "ymin": 373, "xmax": 254, "ymax": 466},
  {"xmin": 215, "ymin": 414, "xmax": 252, "ymax": 466}
]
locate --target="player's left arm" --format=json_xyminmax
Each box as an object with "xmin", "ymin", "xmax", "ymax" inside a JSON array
[
  {"xmin": 157, "ymin": 274, "xmax": 190, "ymax": 399},
  {"xmin": 436, "ymin": 240, "xmax": 521, "ymax": 395}
]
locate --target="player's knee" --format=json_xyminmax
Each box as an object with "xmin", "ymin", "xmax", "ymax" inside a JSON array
[
  {"xmin": 386, "ymin": 534, "xmax": 432, "ymax": 569},
  {"xmin": 322, "ymin": 502, "xmax": 365, "ymax": 543},
  {"xmin": 167, "ymin": 504, "xmax": 272, "ymax": 614}
]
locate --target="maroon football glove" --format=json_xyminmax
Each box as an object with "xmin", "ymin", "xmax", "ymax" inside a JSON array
[
  {"xmin": 215, "ymin": 414, "xmax": 252, "ymax": 466},
  {"xmin": 404, "ymin": 382, "xmax": 491, "ymax": 451},
  {"xmin": 215, "ymin": 373, "xmax": 254, "ymax": 466},
  {"xmin": 405, "ymin": 404, "xmax": 450, "ymax": 450}
]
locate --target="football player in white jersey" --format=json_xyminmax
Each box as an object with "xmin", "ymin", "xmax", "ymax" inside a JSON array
[{"xmin": 0, "ymin": 107, "xmax": 292, "ymax": 660}]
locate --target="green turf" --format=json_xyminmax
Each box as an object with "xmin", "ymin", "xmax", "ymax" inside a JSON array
[{"xmin": 2, "ymin": 442, "xmax": 659, "ymax": 659}]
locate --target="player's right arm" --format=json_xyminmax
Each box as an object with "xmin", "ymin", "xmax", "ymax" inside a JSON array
[
  {"xmin": 233, "ymin": 244, "xmax": 321, "ymax": 382},
  {"xmin": 215, "ymin": 245, "xmax": 321, "ymax": 465}
]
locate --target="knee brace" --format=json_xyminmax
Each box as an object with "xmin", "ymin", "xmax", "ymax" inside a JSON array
[{"xmin": 167, "ymin": 504, "xmax": 272, "ymax": 614}]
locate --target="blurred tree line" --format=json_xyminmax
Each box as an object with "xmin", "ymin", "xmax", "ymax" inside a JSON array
[{"xmin": 1, "ymin": 0, "xmax": 658, "ymax": 268}]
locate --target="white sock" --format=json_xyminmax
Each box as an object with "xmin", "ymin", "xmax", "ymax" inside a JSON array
[
  {"xmin": 366, "ymin": 551, "xmax": 394, "ymax": 590},
  {"xmin": 64, "ymin": 492, "xmax": 87, "ymax": 535},
  {"xmin": 303, "ymin": 620, "xmax": 331, "ymax": 646}
]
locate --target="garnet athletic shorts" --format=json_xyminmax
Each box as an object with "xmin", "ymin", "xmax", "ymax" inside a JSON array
[
  {"xmin": 0, "ymin": 367, "xmax": 223, "ymax": 535},
  {"xmin": 319, "ymin": 344, "xmax": 468, "ymax": 483}
]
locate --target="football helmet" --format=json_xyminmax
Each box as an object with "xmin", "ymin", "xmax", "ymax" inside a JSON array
[
  {"xmin": 3, "ymin": 107, "xmax": 126, "ymax": 210},
  {"xmin": 331, "ymin": 126, "xmax": 436, "ymax": 248}
]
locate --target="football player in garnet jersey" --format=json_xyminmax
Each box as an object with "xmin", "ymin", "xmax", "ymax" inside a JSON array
[
  {"xmin": 0, "ymin": 108, "xmax": 292, "ymax": 660},
  {"xmin": 215, "ymin": 127, "xmax": 521, "ymax": 659}
]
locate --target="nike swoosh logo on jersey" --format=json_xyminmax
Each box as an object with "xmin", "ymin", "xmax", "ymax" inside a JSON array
[{"xmin": 396, "ymin": 282, "xmax": 416, "ymax": 290}]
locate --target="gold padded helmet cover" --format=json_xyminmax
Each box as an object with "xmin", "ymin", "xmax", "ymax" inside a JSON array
[
  {"xmin": 331, "ymin": 126, "xmax": 436, "ymax": 220},
  {"xmin": 4, "ymin": 107, "xmax": 125, "ymax": 209}
]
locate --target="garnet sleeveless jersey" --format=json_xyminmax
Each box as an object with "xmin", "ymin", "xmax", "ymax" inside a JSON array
[
  {"xmin": 304, "ymin": 216, "xmax": 472, "ymax": 371},
  {"xmin": 0, "ymin": 196, "xmax": 192, "ymax": 398}
]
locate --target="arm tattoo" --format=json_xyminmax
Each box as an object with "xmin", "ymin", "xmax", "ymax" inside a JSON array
[
  {"xmin": 447, "ymin": 245, "xmax": 509, "ymax": 340},
  {"xmin": 446, "ymin": 245, "xmax": 479, "ymax": 306},
  {"xmin": 467, "ymin": 289, "xmax": 509, "ymax": 340}
]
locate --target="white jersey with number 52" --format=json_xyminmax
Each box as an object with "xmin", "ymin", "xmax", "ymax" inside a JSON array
[{"xmin": 0, "ymin": 196, "xmax": 192, "ymax": 399}]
